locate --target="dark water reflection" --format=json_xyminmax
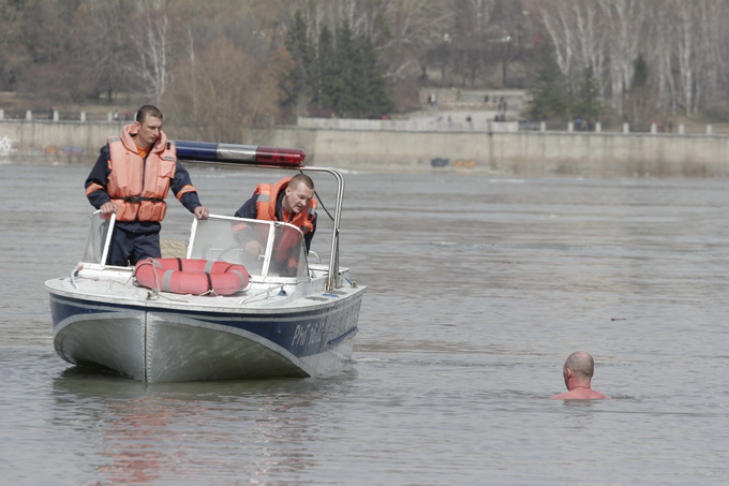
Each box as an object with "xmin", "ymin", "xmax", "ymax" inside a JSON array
[{"xmin": 1, "ymin": 164, "xmax": 728, "ymax": 484}]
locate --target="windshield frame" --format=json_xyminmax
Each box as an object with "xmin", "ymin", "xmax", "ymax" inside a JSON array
[{"xmin": 187, "ymin": 214, "xmax": 309, "ymax": 281}]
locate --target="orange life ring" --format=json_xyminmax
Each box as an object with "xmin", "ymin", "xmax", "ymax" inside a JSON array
[{"xmin": 134, "ymin": 258, "xmax": 250, "ymax": 296}]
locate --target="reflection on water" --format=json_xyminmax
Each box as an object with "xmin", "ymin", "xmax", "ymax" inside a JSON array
[
  {"xmin": 2, "ymin": 165, "xmax": 729, "ymax": 484},
  {"xmin": 51, "ymin": 367, "xmax": 357, "ymax": 484}
]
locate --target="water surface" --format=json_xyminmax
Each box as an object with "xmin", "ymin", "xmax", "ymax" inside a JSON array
[{"xmin": 1, "ymin": 163, "xmax": 728, "ymax": 485}]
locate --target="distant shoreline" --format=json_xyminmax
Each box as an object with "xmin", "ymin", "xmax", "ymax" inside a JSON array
[
  {"xmin": 4, "ymin": 156, "xmax": 728, "ymax": 181},
  {"xmin": 2, "ymin": 120, "xmax": 728, "ymax": 178}
]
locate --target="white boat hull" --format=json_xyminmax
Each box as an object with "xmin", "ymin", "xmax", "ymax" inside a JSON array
[{"xmin": 48, "ymin": 272, "xmax": 364, "ymax": 383}]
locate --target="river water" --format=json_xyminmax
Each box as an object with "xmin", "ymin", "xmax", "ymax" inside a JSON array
[{"xmin": 1, "ymin": 162, "xmax": 728, "ymax": 485}]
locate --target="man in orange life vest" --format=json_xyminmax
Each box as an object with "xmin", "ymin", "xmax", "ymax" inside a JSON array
[
  {"xmin": 85, "ymin": 105, "xmax": 209, "ymax": 266},
  {"xmin": 234, "ymin": 174, "xmax": 317, "ymax": 271}
]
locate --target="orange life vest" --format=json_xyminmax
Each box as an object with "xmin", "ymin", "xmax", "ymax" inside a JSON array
[
  {"xmin": 106, "ymin": 124, "xmax": 178, "ymax": 222},
  {"xmin": 253, "ymin": 177, "xmax": 317, "ymax": 234},
  {"xmin": 254, "ymin": 177, "xmax": 317, "ymax": 273}
]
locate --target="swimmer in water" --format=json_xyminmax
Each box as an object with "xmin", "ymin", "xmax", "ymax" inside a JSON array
[{"xmin": 551, "ymin": 351, "xmax": 610, "ymax": 400}]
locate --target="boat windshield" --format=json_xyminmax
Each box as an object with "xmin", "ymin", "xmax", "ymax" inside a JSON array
[
  {"xmin": 79, "ymin": 212, "xmax": 308, "ymax": 278},
  {"xmin": 187, "ymin": 216, "xmax": 309, "ymax": 279},
  {"xmin": 81, "ymin": 211, "xmax": 115, "ymax": 264}
]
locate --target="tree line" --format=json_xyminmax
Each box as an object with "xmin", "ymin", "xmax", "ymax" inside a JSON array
[
  {"xmin": 1, "ymin": 0, "xmax": 728, "ymax": 141},
  {"xmin": 533, "ymin": 0, "xmax": 729, "ymax": 130},
  {"xmin": 281, "ymin": 10, "xmax": 391, "ymax": 119}
]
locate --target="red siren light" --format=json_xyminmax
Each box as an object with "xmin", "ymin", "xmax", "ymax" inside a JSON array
[{"xmin": 255, "ymin": 147, "xmax": 306, "ymax": 167}]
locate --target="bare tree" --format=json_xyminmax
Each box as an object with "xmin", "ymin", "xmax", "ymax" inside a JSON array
[
  {"xmin": 652, "ymin": 7, "xmax": 677, "ymax": 115},
  {"xmin": 86, "ymin": 0, "xmax": 135, "ymax": 103},
  {"xmin": 168, "ymin": 37, "xmax": 260, "ymax": 141},
  {"xmin": 538, "ymin": 0, "xmax": 649, "ymax": 112},
  {"xmin": 669, "ymin": 0, "xmax": 726, "ymax": 115},
  {"xmin": 14, "ymin": 1, "xmax": 99, "ymax": 103},
  {"xmin": 376, "ymin": 1, "xmax": 454, "ymax": 83},
  {"xmin": 0, "ymin": 0, "xmax": 29, "ymax": 89},
  {"xmin": 599, "ymin": 0, "xmax": 648, "ymax": 111},
  {"xmin": 131, "ymin": 0, "xmax": 172, "ymax": 104},
  {"xmin": 538, "ymin": 0, "xmax": 608, "ymax": 94},
  {"xmin": 571, "ymin": 1, "xmax": 607, "ymax": 92},
  {"xmin": 697, "ymin": 1, "xmax": 725, "ymax": 110},
  {"xmin": 489, "ymin": 0, "xmax": 533, "ymax": 88},
  {"xmin": 451, "ymin": 0, "xmax": 497, "ymax": 86},
  {"xmin": 539, "ymin": 0, "xmax": 575, "ymax": 78}
]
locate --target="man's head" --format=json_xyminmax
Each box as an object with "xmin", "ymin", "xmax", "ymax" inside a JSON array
[
  {"xmin": 562, "ymin": 351, "xmax": 595, "ymax": 388},
  {"xmin": 282, "ymin": 174, "xmax": 315, "ymax": 215},
  {"xmin": 133, "ymin": 105, "xmax": 164, "ymax": 149}
]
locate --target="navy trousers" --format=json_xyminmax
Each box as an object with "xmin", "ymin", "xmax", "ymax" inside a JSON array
[{"xmin": 106, "ymin": 227, "xmax": 161, "ymax": 266}]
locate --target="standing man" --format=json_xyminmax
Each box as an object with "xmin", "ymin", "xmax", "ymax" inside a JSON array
[
  {"xmin": 550, "ymin": 351, "xmax": 610, "ymax": 400},
  {"xmin": 85, "ymin": 105, "xmax": 209, "ymax": 266}
]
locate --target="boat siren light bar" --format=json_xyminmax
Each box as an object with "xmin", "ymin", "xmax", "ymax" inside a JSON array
[{"xmin": 175, "ymin": 141, "xmax": 305, "ymax": 167}]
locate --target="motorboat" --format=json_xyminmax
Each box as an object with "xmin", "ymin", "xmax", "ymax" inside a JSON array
[{"xmin": 45, "ymin": 142, "xmax": 366, "ymax": 383}]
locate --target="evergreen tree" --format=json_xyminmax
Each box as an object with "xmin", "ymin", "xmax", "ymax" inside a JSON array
[
  {"xmin": 333, "ymin": 21, "xmax": 358, "ymax": 117},
  {"xmin": 281, "ymin": 11, "xmax": 314, "ymax": 108},
  {"xmin": 279, "ymin": 13, "xmax": 392, "ymax": 119},
  {"xmin": 358, "ymin": 35, "xmax": 393, "ymax": 117},
  {"xmin": 529, "ymin": 41, "xmax": 568, "ymax": 120},
  {"xmin": 572, "ymin": 64, "xmax": 602, "ymax": 123},
  {"xmin": 316, "ymin": 25, "xmax": 339, "ymax": 112},
  {"xmin": 625, "ymin": 53, "xmax": 653, "ymax": 130},
  {"xmin": 631, "ymin": 54, "xmax": 648, "ymax": 89},
  {"xmin": 329, "ymin": 21, "xmax": 392, "ymax": 118}
]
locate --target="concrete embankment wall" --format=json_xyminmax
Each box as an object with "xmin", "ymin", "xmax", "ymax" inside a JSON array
[
  {"xmin": 1, "ymin": 119, "xmax": 727, "ymax": 177},
  {"xmin": 0, "ymin": 119, "xmax": 122, "ymax": 163},
  {"xmin": 246, "ymin": 126, "xmax": 729, "ymax": 177}
]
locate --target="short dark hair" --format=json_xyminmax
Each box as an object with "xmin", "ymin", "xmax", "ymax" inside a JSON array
[
  {"xmin": 136, "ymin": 105, "xmax": 163, "ymax": 123},
  {"xmin": 289, "ymin": 174, "xmax": 314, "ymax": 190}
]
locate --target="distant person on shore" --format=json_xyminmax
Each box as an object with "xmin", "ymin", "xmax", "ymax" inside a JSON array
[
  {"xmin": 85, "ymin": 104, "xmax": 209, "ymax": 266},
  {"xmin": 551, "ymin": 351, "xmax": 610, "ymax": 400},
  {"xmin": 428, "ymin": 92, "xmax": 437, "ymax": 108}
]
